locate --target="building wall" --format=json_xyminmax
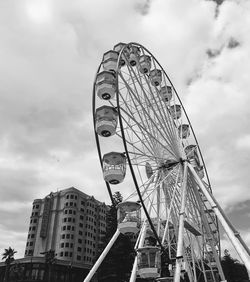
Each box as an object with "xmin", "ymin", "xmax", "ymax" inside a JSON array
[{"xmin": 25, "ymin": 187, "xmax": 107, "ymax": 269}]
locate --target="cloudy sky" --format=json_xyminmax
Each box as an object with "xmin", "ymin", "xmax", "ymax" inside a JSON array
[{"xmin": 0, "ymin": 0, "xmax": 250, "ymax": 260}]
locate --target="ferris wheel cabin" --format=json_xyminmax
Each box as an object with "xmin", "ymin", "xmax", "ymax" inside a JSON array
[
  {"xmin": 96, "ymin": 71, "xmax": 116, "ymax": 100},
  {"xmin": 117, "ymin": 201, "xmax": 141, "ymax": 234},
  {"xmin": 102, "ymin": 152, "xmax": 126, "ymax": 184},
  {"xmin": 170, "ymin": 104, "xmax": 181, "ymax": 119},
  {"xmin": 139, "ymin": 54, "xmax": 152, "ymax": 74},
  {"xmin": 150, "ymin": 69, "xmax": 162, "ymax": 86},
  {"xmin": 95, "ymin": 106, "xmax": 118, "ymax": 137},
  {"xmin": 178, "ymin": 124, "xmax": 190, "ymax": 139},
  {"xmin": 113, "ymin": 42, "xmax": 127, "ymax": 66},
  {"xmin": 137, "ymin": 246, "xmax": 161, "ymax": 279},
  {"xmin": 128, "ymin": 45, "xmax": 141, "ymax": 66},
  {"xmin": 102, "ymin": 50, "xmax": 119, "ymax": 72},
  {"xmin": 160, "ymin": 85, "xmax": 172, "ymax": 102}
]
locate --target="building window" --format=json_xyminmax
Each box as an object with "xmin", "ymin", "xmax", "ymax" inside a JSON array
[
  {"xmin": 66, "ymin": 195, "xmax": 69, "ymax": 199},
  {"xmin": 79, "ymin": 230, "xmax": 83, "ymax": 236},
  {"xmin": 80, "ymin": 215, "xmax": 84, "ymax": 220},
  {"xmin": 70, "ymin": 243, "xmax": 73, "ymax": 248},
  {"xmin": 62, "ymin": 234, "xmax": 65, "ymax": 239},
  {"xmin": 77, "ymin": 247, "xmax": 82, "ymax": 252},
  {"xmin": 31, "ymin": 234, "xmax": 35, "ymax": 238},
  {"xmin": 62, "ymin": 226, "xmax": 66, "ymax": 231},
  {"xmin": 65, "ymin": 243, "xmax": 69, "ymax": 248},
  {"xmin": 66, "ymin": 234, "xmax": 70, "ymax": 239},
  {"xmin": 78, "ymin": 239, "xmax": 82, "ymax": 244},
  {"xmin": 70, "ymin": 252, "xmax": 72, "ymax": 257},
  {"xmin": 73, "ymin": 211, "xmax": 76, "ymax": 215},
  {"xmin": 60, "ymin": 252, "xmax": 63, "ymax": 257},
  {"xmin": 32, "ymin": 226, "xmax": 36, "ymax": 231},
  {"xmin": 79, "ymin": 223, "xmax": 83, "ymax": 228},
  {"xmin": 61, "ymin": 243, "xmax": 64, "ymax": 248},
  {"xmin": 65, "ymin": 252, "xmax": 68, "ymax": 257},
  {"xmin": 70, "ymin": 195, "xmax": 74, "ymax": 199},
  {"xmin": 77, "ymin": 255, "xmax": 81, "ymax": 261},
  {"xmin": 69, "ymin": 210, "xmax": 72, "ymax": 214},
  {"xmin": 63, "ymin": 218, "xmax": 67, "ymax": 222}
]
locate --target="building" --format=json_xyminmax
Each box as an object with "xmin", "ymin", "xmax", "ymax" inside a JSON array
[{"xmin": 20, "ymin": 186, "xmax": 107, "ymax": 281}]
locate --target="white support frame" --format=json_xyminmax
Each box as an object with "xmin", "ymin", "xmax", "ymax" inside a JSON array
[
  {"xmin": 188, "ymin": 163, "xmax": 250, "ymax": 273},
  {"xmin": 83, "ymin": 229, "xmax": 120, "ymax": 282}
]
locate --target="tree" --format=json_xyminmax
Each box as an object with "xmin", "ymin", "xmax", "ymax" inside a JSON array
[
  {"xmin": 2, "ymin": 247, "xmax": 17, "ymax": 282},
  {"xmin": 221, "ymin": 249, "xmax": 249, "ymax": 282},
  {"xmin": 97, "ymin": 192, "xmax": 136, "ymax": 281}
]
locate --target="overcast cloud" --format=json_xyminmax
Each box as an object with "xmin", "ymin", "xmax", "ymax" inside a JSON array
[{"xmin": 0, "ymin": 0, "xmax": 249, "ymax": 259}]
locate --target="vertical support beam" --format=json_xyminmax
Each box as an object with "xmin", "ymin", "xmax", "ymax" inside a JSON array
[
  {"xmin": 174, "ymin": 162, "xmax": 188, "ymax": 282},
  {"xmin": 188, "ymin": 163, "xmax": 250, "ymax": 273},
  {"xmin": 83, "ymin": 229, "xmax": 120, "ymax": 282}
]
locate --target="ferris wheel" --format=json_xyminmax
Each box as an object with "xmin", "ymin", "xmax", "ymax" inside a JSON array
[{"xmin": 85, "ymin": 42, "xmax": 250, "ymax": 282}]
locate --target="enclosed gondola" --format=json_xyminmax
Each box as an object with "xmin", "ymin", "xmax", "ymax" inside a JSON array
[
  {"xmin": 117, "ymin": 201, "xmax": 141, "ymax": 234},
  {"xmin": 159, "ymin": 85, "xmax": 172, "ymax": 102},
  {"xmin": 102, "ymin": 152, "xmax": 126, "ymax": 184},
  {"xmin": 102, "ymin": 50, "xmax": 119, "ymax": 72},
  {"xmin": 95, "ymin": 106, "xmax": 118, "ymax": 137},
  {"xmin": 137, "ymin": 246, "xmax": 161, "ymax": 279},
  {"xmin": 150, "ymin": 69, "xmax": 162, "ymax": 86}
]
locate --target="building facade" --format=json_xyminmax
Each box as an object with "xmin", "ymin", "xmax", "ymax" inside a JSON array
[{"xmin": 25, "ymin": 187, "xmax": 107, "ymax": 270}]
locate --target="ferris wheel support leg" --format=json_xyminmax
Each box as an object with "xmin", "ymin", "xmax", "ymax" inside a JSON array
[
  {"xmin": 83, "ymin": 229, "xmax": 120, "ymax": 282},
  {"xmin": 129, "ymin": 256, "xmax": 138, "ymax": 282},
  {"xmin": 192, "ymin": 178, "xmax": 226, "ymax": 281},
  {"xmin": 174, "ymin": 162, "xmax": 188, "ymax": 282},
  {"xmin": 188, "ymin": 163, "xmax": 250, "ymax": 273}
]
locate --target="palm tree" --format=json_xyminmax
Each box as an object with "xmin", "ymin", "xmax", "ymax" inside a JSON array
[{"xmin": 2, "ymin": 247, "xmax": 17, "ymax": 282}]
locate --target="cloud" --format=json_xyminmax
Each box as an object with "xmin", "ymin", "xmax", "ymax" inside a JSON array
[
  {"xmin": 236, "ymin": 134, "xmax": 250, "ymax": 150},
  {"xmin": 185, "ymin": 0, "xmax": 250, "ymax": 208}
]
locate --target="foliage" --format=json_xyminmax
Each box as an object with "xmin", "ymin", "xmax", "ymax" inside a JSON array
[
  {"xmin": 221, "ymin": 249, "xmax": 249, "ymax": 282},
  {"xmin": 97, "ymin": 192, "xmax": 136, "ymax": 282},
  {"xmin": 2, "ymin": 247, "xmax": 17, "ymax": 264},
  {"xmin": 1, "ymin": 247, "xmax": 17, "ymax": 282}
]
